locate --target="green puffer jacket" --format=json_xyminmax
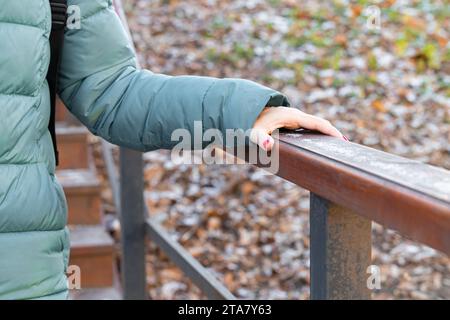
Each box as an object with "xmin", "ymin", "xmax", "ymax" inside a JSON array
[{"xmin": 0, "ymin": 0, "xmax": 289, "ymax": 300}]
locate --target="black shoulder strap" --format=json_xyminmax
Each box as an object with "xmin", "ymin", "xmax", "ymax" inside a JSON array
[{"xmin": 47, "ymin": 0, "xmax": 67, "ymax": 166}]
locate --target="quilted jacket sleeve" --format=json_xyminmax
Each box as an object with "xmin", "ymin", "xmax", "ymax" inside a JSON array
[{"xmin": 58, "ymin": 0, "xmax": 290, "ymax": 151}]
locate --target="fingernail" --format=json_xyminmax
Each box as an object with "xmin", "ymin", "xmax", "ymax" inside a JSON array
[{"xmin": 263, "ymin": 138, "xmax": 270, "ymax": 150}]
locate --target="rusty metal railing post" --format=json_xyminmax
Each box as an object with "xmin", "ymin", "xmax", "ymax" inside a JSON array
[
  {"xmin": 310, "ymin": 193, "xmax": 372, "ymax": 300},
  {"xmin": 119, "ymin": 148, "xmax": 148, "ymax": 300}
]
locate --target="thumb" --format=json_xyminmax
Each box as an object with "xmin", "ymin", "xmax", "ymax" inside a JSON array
[{"xmin": 250, "ymin": 128, "xmax": 275, "ymax": 151}]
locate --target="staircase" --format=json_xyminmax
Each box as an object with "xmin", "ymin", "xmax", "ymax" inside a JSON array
[{"xmin": 55, "ymin": 98, "xmax": 121, "ymax": 300}]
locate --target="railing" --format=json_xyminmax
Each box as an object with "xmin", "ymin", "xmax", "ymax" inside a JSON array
[{"xmin": 111, "ymin": 0, "xmax": 450, "ymax": 300}]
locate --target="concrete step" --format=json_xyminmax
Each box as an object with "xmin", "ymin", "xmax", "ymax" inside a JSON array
[
  {"xmin": 69, "ymin": 286, "xmax": 122, "ymax": 300},
  {"xmin": 56, "ymin": 125, "xmax": 90, "ymax": 170},
  {"xmin": 69, "ymin": 225, "xmax": 116, "ymax": 288},
  {"xmin": 57, "ymin": 169, "xmax": 102, "ymax": 225}
]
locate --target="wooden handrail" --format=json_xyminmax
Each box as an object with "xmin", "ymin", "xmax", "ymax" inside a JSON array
[{"xmin": 274, "ymin": 132, "xmax": 450, "ymax": 254}]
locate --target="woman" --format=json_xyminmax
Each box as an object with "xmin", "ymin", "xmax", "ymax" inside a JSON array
[{"xmin": 0, "ymin": 0, "xmax": 344, "ymax": 299}]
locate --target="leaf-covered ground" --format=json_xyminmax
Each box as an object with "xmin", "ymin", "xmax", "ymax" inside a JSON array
[{"xmin": 119, "ymin": 0, "xmax": 450, "ymax": 299}]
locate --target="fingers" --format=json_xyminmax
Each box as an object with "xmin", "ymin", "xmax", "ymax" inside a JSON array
[
  {"xmin": 251, "ymin": 107, "xmax": 348, "ymax": 151},
  {"xmin": 266, "ymin": 108, "xmax": 345, "ymax": 139},
  {"xmin": 296, "ymin": 113, "xmax": 344, "ymax": 140},
  {"xmin": 250, "ymin": 128, "xmax": 275, "ymax": 151}
]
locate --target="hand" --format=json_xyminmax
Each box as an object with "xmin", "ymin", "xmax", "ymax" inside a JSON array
[{"xmin": 251, "ymin": 107, "xmax": 347, "ymax": 151}]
